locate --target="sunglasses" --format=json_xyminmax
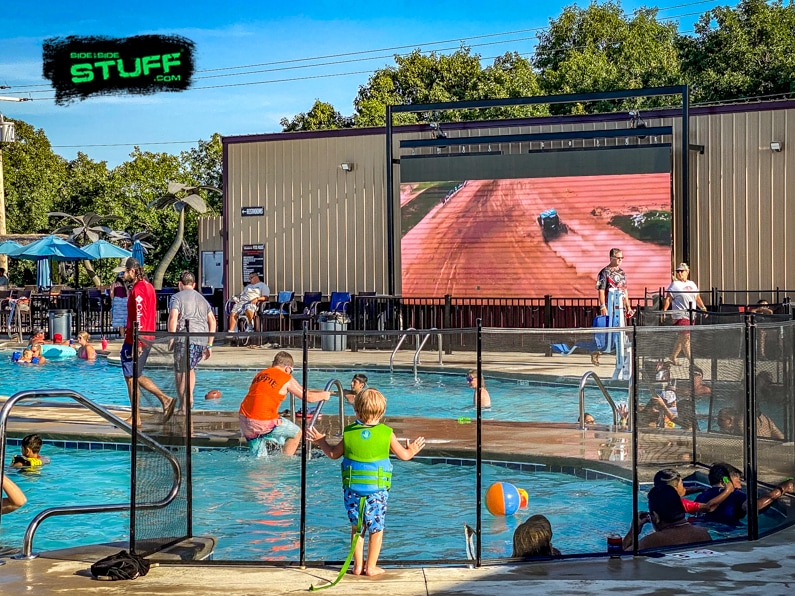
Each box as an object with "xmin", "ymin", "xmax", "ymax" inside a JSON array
[{"xmin": 466, "ymin": 376, "xmax": 474, "ymax": 382}]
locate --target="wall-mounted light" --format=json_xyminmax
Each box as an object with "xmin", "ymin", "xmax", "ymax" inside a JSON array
[
  {"xmin": 340, "ymin": 162, "xmax": 354, "ymax": 172},
  {"xmin": 770, "ymin": 141, "xmax": 783, "ymax": 152}
]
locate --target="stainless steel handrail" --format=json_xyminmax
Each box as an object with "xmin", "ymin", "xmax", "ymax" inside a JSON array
[
  {"xmin": 0, "ymin": 389, "xmax": 182, "ymax": 559},
  {"xmin": 291, "ymin": 378, "xmax": 346, "ymax": 444},
  {"xmin": 578, "ymin": 371, "xmax": 620, "ymax": 430},
  {"xmin": 389, "ymin": 327, "xmax": 416, "ymax": 372},
  {"xmin": 413, "ymin": 328, "xmax": 442, "ymax": 382}
]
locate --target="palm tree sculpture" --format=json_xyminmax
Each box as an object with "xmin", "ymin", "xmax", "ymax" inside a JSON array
[
  {"xmin": 148, "ymin": 182, "xmax": 220, "ymax": 290},
  {"xmin": 49, "ymin": 211, "xmax": 122, "ymax": 288},
  {"xmin": 108, "ymin": 229, "xmax": 154, "ymax": 262}
]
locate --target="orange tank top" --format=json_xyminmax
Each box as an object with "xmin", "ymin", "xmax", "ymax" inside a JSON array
[{"xmin": 239, "ymin": 366, "xmax": 293, "ymax": 421}]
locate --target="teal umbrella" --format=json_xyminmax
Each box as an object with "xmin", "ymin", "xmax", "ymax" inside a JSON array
[
  {"xmin": 14, "ymin": 235, "xmax": 95, "ymax": 261},
  {"xmin": 0, "ymin": 240, "xmax": 23, "ymax": 256},
  {"xmin": 82, "ymin": 240, "xmax": 132, "ymax": 259}
]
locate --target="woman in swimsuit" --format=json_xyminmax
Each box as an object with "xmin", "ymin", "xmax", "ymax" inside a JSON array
[{"xmin": 74, "ymin": 331, "xmax": 97, "ymax": 361}]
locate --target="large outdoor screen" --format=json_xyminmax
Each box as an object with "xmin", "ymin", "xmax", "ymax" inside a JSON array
[{"xmin": 399, "ymin": 146, "xmax": 672, "ymax": 298}]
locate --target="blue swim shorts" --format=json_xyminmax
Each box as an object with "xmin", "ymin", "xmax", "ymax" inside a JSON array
[
  {"xmin": 343, "ymin": 487, "xmax": 389, "ymax": 533},
  {"xmin": 120, "ymin": 343, "xmax": 152, "ymax": 378},
  {"xmin": 173, "ymin": 342, "xmax": 205, "ymax": 372},
  {"xmin": 246, "ymin": 417, "xmax": 301, "ymax": 455}
]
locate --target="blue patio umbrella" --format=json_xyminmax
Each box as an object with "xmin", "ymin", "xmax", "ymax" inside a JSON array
[
  {"xmin": 131, "ymin": 239, "xmax": 145, "ymax": 266},
  {"xmin": 81, "ymin": 239, "xmax": 132, "ymax": 259},
  {"xmin": 13, "ymin": 235, "xmax": 95, "ymax": 262},
  {"xmin": 36, "ymin": 258, "xmax": 51, "ymax": 290},
  {"xmin": 0, "ymin": 240, "xmax": 23, "ymax": 256}
]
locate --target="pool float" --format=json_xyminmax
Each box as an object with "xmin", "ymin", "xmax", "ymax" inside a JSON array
[{"xmin": 41, "ymin": 344, "xmax": 77, "ymax": 360}]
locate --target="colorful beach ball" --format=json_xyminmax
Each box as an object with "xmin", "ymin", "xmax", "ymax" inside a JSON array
[{"xmin": 485, "ymin": 482, "xmax": 522, "ymax": 516}]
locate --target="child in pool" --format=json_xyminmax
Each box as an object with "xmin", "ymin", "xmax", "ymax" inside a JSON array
[
  {"xmin": 12, "ymin": 433, "xmax": 51, "ymax": 468},
  {"xmin": 16, "ymin": 348, "xmax": 35, "ymax": 364},
  {"xmin": 467, "ymin": 369, "xmax": 491, "ymax": 408},
  {"xmin": 307, "ymin": 388, "xmax": 426, "ymax": 577}
]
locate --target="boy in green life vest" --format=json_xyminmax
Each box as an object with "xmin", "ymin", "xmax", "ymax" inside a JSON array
[{"xmin": 307, "ymin": 388, "xmax": 426, "ymax": 577}]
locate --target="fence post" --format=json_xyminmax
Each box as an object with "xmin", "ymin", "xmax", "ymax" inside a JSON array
[
  {"xmin": 443, "ymin": 294, "xmax": 452, "ymax": 355},
  {"xmin": 745, "ymin": 316, "xmax": 759, "ymax": 541},
  {"xmin": 544, "ymin": 295, "xmax": 552, "ymax": 328}
]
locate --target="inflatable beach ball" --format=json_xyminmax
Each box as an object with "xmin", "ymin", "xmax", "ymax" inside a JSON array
[{"xmin": 485, "ymin": 482, "xmax": 522, "ymax": 516}]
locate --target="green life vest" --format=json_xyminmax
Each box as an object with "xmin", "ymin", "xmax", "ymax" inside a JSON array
[{"xmin": 341, "ymin": 421, "xmax": 393, "ymax": 495}]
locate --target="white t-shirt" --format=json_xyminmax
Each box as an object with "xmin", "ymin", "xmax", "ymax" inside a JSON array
[
  {"xmin": 666, "ymin": 279, "xmax": 699, "ymax": 320},
  {"xmin": 240, "ymin": 281, "xmax": 270, "ymax": 303}
]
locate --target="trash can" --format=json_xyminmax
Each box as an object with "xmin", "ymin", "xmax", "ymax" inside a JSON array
[
  {"xmin": 48, "ymin": 309, "xmax": 73, "ymax": 341},
  {"xmin": 319, "ymin": 321, "xmax": 347, "ymax": 351}
]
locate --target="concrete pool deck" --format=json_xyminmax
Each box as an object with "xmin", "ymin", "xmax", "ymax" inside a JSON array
[{"xmin": 1, "ymin": 340, "xmax": 794, "ymax": 594}]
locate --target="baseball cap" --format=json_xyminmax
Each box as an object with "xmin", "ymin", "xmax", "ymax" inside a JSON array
[{"xmin": 675, "ymin": 263, "xmax": 690, "ymax": 271}]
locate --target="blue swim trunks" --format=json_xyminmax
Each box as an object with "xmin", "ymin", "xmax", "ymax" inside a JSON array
[
  {"xmin": 245, "ymin": 417, "xmax": 301, "ymax": 455},
  {"xmin": 343, "ymin": 487, "xmax": 389, "ymax": 533}
]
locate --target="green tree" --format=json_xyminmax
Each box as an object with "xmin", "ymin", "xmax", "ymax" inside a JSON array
[
  {"xmin": 534, "ymin": 1, "xmax": 682, "ymax": 113},
  {"xmin": 148, "ymin": 182, "xmax": 220, "ymax": 290},
  {"xmin": 180, "ymin": 133, "xmax": 223, "ymax": 204},
  {"xmin": 3, "ymin": 119, "xmax": 67, "ymax": 234},
  {"xmin": 280, "ymin": 100, "xmax": 351, "ymax": 132},
  {"xmin": 353, "ymin": 47, "xmax": 485, "ymax": 127},
  {"xmin": 54, "ymin": 152, "xmax": 111, "ymax": 217},
  {"xmin": 679, "ymin": 0, "xmax": 795, "ymax": 103}
]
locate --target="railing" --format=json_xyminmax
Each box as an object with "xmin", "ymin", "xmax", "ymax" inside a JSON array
[
  {"xmin": 0, "ymin": 389, "xmax": 182, "ymax": 559},
  {"xmin": 289, "ymin": 378, "xmax": 347, "ymax": 442},
  {"xmin": 578, "ymin": 371, "xmax": 620, "ymax": 430},
  {"xmin": 390, "ymin": 328, "xmax": 416, "ymax": 372},
  {"xmin": 413, "ymin": 328, "xmax": 443, "ymax": 382}
]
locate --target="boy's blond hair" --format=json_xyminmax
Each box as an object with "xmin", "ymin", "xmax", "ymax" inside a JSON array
[{"xmin": 354, "ymin": 388, "xmax": 387, "ymax": 422}]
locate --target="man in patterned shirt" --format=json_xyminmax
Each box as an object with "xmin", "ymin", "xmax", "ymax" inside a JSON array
[{"xmin": 595, "ymin": 248, "xmax": 635, "ymax": 319}]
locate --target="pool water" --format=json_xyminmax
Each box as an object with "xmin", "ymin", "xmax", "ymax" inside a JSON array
[
  {"xmin": 0, "ymin": 354, "xmax": 629, "ymax": 424},
  {"xmin": 0, "ymin": 446, "xmax": 769, "ymax": 561}
]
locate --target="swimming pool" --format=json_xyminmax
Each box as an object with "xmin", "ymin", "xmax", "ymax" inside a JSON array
[
  {"xmin": 0, "ymin": 445, "xmax": 771, "ymax": 561},
  {"xmin": 0, "ymin": 354, "xmax": 628, "ymax": 424}
]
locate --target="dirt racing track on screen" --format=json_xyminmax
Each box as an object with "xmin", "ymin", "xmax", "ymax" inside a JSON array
[{"xmin": 400, "ymin": 172, "xmax": 672, "ymax": 297}]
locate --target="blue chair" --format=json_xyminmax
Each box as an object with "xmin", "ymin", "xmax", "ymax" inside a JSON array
[
  {"xmin": 329, "ymin": 291, "xmax": 351, "ymax": 314},
  {"xmin": 260, "ymin": 291, "xmax": 295, "ymax": 346}
]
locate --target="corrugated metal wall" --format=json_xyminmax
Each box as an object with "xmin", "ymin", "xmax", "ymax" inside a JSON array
[{"xmin": 219, "ymin": 102, "xmax": 795, "ymax": 299}]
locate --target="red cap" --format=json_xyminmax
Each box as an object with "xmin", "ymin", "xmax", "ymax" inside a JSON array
[{"xmin": 53, "ymin": 333, "xmax": 63, "ymax": 343}]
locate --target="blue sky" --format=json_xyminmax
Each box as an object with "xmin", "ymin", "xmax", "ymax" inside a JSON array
[{"xmin": 0, "ymin": 1, "xmax": 715, "ymax": 167}]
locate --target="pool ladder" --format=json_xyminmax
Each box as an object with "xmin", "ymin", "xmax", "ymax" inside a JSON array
[
  {"xmin": 390, "ymin": 328, "xmax": 443, "ymax": 381},
  {"xmin": 578, "ymin": 371, "xmax": 621, "ymax": 430},
  {"xmin": 288, "ymin": 379, "xmax": 347, "ymax": 459},
  {"xmin": 0, "ymin": 389, "xmax": 182, "ymax": 560}
]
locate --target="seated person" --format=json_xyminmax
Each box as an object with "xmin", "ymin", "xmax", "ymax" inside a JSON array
[
  {"xmin": 11, "ymin": 433, "xmax": 50, "ymax": 468},
  {"xmin": 227, "ymin": 272, "xmax": 270, "ymax": 332},
  {"xmin": 653, "ymin": 468, "xmax": 733, "ymax": 514},
  {"xmin": 622, "ymin": 484, "xmax": 712, "ymax": 551},
  {"xmin": 343, "ymin": 373, "xmax": 368, "ymax": 405},
  {"xmin": 467, "ymin": 369, "xmax": 491, "ymax": 408},
  {"xmin": 2, "ymin": 475, "xmax": 27, "ymax": 514},
  {"xmin": 716, "ymin": 407, "xmax": 784, "ymax": 440},
  {"xmin": 512, "ymin": 514, "xmax": 561, "ymax": 558},
  {"xmin": 695, "ymin": 462, "xmax": 794, "ymax": 526}
]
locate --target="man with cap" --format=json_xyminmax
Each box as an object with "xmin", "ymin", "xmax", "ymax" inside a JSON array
[
  {"xmin": 663, "ymin": 262, "xmax": 708, "ymax": 365},
  {"xmin": 622, "ymin": 484, "xmax": 712, "ymax": 551},
  {"xmin": 120, "ymin": 257, "xmax": 175, "ymax": 425}
]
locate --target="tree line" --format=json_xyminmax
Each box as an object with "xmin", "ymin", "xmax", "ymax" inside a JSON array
[{"xmin": 281, "ymin": 0, "xmax": 795, "ymax": 130}]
